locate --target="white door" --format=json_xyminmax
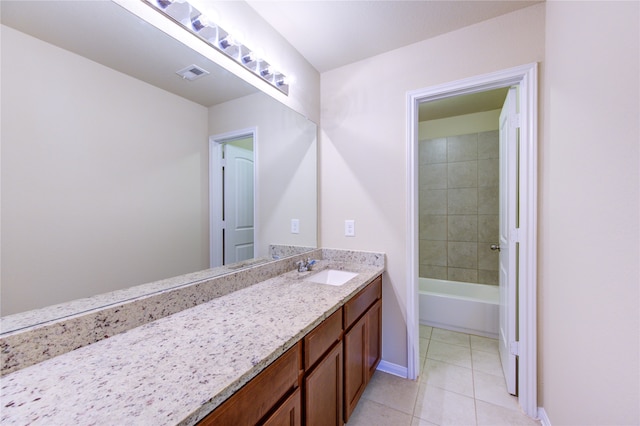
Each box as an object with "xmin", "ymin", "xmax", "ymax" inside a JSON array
[
  {"xmin": 498, "ymin": 86, "xmax": 518, "ymax": 395},
  {"xmin": 223, "ymin": 144, "xmax": 254, "ymax": 264}
]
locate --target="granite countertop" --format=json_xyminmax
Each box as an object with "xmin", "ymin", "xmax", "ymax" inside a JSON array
[{"xmin": 0, "ymin": 260, "xmax": 383, "ymax": 425}]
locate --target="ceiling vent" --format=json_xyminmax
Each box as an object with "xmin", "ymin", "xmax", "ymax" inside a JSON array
[{"xmin": 176, "ymin": 64, "xmax": 210, "ymax": 81}]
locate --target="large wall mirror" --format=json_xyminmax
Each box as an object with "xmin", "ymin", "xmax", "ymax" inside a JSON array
[{"xmin": 0, "ymin": 0, "xmax": 317, "ymax": 330}]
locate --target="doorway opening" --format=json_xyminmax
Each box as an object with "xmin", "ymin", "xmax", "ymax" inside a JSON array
[
  {"xmin": 406, "ymin": 64, "xmax": 538, "ymax": 417},
  {"xmin": 209, "ymin": 128, "xmax": 257, "ymax": 267}
]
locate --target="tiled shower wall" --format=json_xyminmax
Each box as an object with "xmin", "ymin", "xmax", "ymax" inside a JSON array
[{"xmin": 419, "ymin": 131, "xmax": 499, "ymax": 285}]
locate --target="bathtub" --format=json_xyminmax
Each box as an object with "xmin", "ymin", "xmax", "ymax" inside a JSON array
[{"xmin": 419, "ymin": 278, "xmax": 499, "ymax": 339}]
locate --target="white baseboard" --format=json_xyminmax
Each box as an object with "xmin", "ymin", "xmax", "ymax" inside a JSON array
[
  {"xmin": 376, "ymin": 360, "xmax": 408, "ymax": 378},
  {"xmin": 538, "ymin": 407, "xmax": 551, "ymax": 426}
]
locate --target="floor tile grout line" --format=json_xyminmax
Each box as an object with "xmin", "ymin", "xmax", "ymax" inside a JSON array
[
  {"xmin": 424, "ymin": 352, "xmax": 473, "ymax": 370},
  {"xmin": 411, "ymin": 336, "xmax": 429, "ymax": 421},
  {"xmin": 471, "ymin": 346, "xmax": 500, "ymax": 355},
  {"xmin": 416, "ymin": 339, "xmax": 427, "ymax": 410},
  {"xmin": 353, "ymin": 397, "xmax": 415, "ymax": 424},
  {"xmin": 471, "ymin": 340, "xmax": 480, "ymax": 426}
]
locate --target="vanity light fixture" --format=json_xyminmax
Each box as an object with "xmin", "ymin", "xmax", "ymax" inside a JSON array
[{"xmin": 144, "ymin": 0, "xmax": 289, "ymax": 95}]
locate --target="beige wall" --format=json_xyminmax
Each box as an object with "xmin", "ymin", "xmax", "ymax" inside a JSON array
[
  {"xmin": 320, "ymin": 4, "xmax": 545, "ymax": 368},
  {"xmin": 1, "ymin": 25, "xmax": 210, "ymax": 315},
  {"xmin": 208, "ymin": 93, "xmax": 317, "ymax": 256},
  {"xmin": 540, "ymin": 1, "xmax": 639, "ymax": 423}
]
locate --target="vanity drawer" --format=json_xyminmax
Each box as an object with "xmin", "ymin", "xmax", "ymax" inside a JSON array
[
  {"xmin": 343, "ymin": 275, "xmax": 382, "ymax": 330},
  {"xmin": 199, "ymin": 341, "xmax": 302, "ymax": 426},
  {"xmin": 304, "ymin": 308, "xmax": 343, "ymax": 370}
]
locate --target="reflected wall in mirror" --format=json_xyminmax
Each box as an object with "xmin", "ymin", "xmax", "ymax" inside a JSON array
[{"xmin": 0, "ymin": 0, "xmax": 317, "ymax": 322}]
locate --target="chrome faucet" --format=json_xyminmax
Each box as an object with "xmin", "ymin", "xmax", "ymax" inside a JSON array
[{"xmin": 296, "ymin": 258, "xmax": 316, "ymax": 272}]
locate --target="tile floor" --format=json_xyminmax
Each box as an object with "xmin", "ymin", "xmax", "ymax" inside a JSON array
[{"xmin": 346, "ymin": 326, "xmax": 540, "ymax": 426}]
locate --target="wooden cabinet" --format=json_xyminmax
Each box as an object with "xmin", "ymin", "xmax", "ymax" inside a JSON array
[
  {"xmin": 366, "ymin": 299, "xmax": 382, "ymax": 379},
  {"xmin": 303, "ymin": 308, "xmax": 343, "ymax": 426},
  {"xmin": 304, "ymin": 341, "xmax": 343, "ymax": 426},
  {"xmin": 198, "ymin": 342, "xmax": 302, "ymax": 425},
  {"xmin": 344, "ymin": 313, "xmax": 367, "ymax": 419},
  {"xmin": 263, "ymin": 388, "xmax": 302, "ymax": 426},
  {"xmin": 199, "ymin": 274, "xmax": 382, "ymax": 426},
  {"xmin": 343, "ymin": 276, "xmax": 382, "ymax": 422}
]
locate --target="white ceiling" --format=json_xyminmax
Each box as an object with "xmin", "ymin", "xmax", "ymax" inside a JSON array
[{"xmin": 246, "ymin": 0, "xmax": 541, "ymax": 73}]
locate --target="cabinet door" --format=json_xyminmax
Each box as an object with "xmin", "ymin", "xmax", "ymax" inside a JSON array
[
  {"xmin": 343, "ymin": 314, "xmax": 367, "ymax": 422},
  {"xmin": 262, "ymin": 388, "xmax": 301, "ymax": 426},
  {"xmin": 305, "ymin": 342, "xmax": 343, "ymax": 426},
  {"xmin": 366, "ymin": 299, "xmax": 382, "ymax": 380}
]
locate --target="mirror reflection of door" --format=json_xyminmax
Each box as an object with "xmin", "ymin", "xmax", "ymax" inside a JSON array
[
  {"xmin": 210, "ymin": 132, "xmax": 255, "ymax": 267},
  {"xmin": 223, "ymin": 142, "xmax": 254, "ymax": 264}
]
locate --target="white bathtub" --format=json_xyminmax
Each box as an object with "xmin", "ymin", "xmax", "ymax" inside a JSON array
[{"xmin": 419, "ymin": 278, "xmax": 499, "ymax": 339}]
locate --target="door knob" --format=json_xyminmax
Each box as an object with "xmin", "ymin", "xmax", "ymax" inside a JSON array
[{"xmin": 490, "ymin": 244, "xmax": 501, "ymax": 251}]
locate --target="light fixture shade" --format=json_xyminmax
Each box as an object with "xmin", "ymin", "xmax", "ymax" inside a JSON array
[
  {"xmin": 163, "ymin": 0, "xmax": 193, "ymax": 27},
  {"xmin": 154, "ymin": 0, "xmax": 173, "ymax": 9},
  {"xmin": 239, "ymin": 46, "xmax": 258, "ymax": 71},
  {"xmin": 196, "ymin": 25, "xmax": 217, "ymax": 43},
  {"xmin": 274, "ymin": 73, "xmax": 288, "ymax": 91},
  {"xmin": 258, "ymin": 61, "xmax": 273, "ymax": 81},
  {"xmin": 190, "ymin": 13, "xmax": 208, "ymax": 31},
  {"xmin": 215, "ymin": 28, "xmax": 239, "ymax": 58}
]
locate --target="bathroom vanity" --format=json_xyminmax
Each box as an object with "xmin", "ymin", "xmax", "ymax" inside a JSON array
[
  {"xmin": 200, "ymin": 275, "xmax": 382, "ymax": 425},
  {"xmin": 0, "ymin": 250, "xmax": 384, "ymax": 425}
]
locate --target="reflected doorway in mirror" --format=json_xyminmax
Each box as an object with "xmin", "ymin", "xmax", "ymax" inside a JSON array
[{"xmin": 210, "ymin": 129, "xmax": 257, "ymax": 267}]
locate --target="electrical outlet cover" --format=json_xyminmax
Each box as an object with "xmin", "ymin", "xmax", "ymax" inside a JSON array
[{"xmin": 345, "ymin": 220, "xmax": 355, "ymax": 237}]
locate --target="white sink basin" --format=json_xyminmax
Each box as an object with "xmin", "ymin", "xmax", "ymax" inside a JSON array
[{"xmin": 305, "ymin": 269, "xmax": 358, "ymax": 286}]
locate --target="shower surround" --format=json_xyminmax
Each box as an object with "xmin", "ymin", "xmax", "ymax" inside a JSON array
[{"xmin": 419, "ymin": 130, "xmax": 499, "ymax": 285}]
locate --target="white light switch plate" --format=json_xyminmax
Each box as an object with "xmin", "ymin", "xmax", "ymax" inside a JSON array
[
  {"xmin": 345, "ymin": 220, "xmax": 355, "ymax": 237},
  {"xmin": 291, "ymin": 219, "xmax": 300, "ymax": 234}
]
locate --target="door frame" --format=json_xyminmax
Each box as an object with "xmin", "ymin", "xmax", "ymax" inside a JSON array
[
  {"xmin": 209, "ymin": 127, "xmax": 258, "ymax": 268},
  {"xmin": 405, "ymin": 63, "xmax": 538, "ymax": 417}
]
